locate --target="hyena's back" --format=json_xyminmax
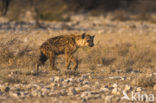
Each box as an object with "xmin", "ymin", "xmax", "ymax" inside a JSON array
[{"xmin": 40, "ymin": 35, "xmax": 77, "ymax": 56}]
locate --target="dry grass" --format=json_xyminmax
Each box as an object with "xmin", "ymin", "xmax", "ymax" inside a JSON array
[
  {"xmin": 0, "ymin": 29, "xmax": 156, "ymax": 98},
  {"xmin": 75, "ymin": 33, "xmax": 156, "ymax": 74},
  {"xmin": 132, "ymin": 74, "xmax": 156, "ymax": 87},
  {"xmin": 0, "ymin": 26, "xmax": 156, "ymax": 103},
  {"xmin": 0, "ymin": 36, "xmax": 37, "ymax": 68},
  {"xmin": 0, "ymin": 31, "xmax": 156, "ymax": 73}
]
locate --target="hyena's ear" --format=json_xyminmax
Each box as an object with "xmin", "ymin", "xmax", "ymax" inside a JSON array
[{"xmin": 82, "ymin": 33, "xmax": 86, "ymax": 39}]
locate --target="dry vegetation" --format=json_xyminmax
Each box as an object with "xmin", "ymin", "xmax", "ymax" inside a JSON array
[
  {"xmin": 0, "ymin": 0, "xmax": 156, "ymax": 102},
  {"xmin": 0, "ymin": 14, "xmax": 156, "ymax": 102},
  {"xmin": 1, "ymin": 30, "xmax": 156, "ymax": 74}
]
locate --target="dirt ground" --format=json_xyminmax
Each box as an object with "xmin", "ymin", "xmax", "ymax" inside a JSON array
[{"xmin": 0, "ymin": 15, "xmax": 156, "ymax": 103}]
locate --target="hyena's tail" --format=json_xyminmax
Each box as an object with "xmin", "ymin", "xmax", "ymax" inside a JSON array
[{"xmin": 36, "ymin": 52, "xmax": 48, "ymax": 72}]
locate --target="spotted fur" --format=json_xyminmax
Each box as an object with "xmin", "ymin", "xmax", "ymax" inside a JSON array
[{"xmin": 36, "ymin": 33, "xmax": 95, "ymax": 72}]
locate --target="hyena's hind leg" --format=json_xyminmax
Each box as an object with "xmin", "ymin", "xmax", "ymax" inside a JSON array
[
  {"xmin": 36, "ymin": 52, "xmax": 48, "ymax": 72},
  {"xmin": 49, "ymin": 52, "xmax": 59, "ymax": 71}
]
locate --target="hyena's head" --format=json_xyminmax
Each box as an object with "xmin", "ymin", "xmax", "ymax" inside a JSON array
[{"xmin": 76, "ymin": 33, "xmax": 95, "ymax": 47}]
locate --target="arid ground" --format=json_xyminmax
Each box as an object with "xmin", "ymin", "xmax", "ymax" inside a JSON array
[{"xmin": 0, "ymin": 15, "xmax": 156, "ymax": 103}]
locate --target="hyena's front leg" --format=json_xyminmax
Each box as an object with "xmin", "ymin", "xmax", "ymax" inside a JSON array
[{"xmin": 65, "ymin": 48, "xmax": 78, "ymax": 71}]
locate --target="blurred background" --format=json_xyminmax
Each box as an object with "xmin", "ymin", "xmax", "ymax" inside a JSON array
[{"xmin": 0, "ymin": 0, "xmax": 156, "ymax": 23}]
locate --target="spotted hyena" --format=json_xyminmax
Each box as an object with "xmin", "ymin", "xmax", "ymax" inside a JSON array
[{"xmin": 36, "ymin": 33, "xmax": 95, "ymax": 72}]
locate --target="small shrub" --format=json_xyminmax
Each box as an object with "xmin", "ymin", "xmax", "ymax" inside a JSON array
[
  {"xmin": 0, "ymin": 37, "xmax": 38, "ymax": 68},
  {"xmin": 116, "ymin": 42, "xmax": 132, "ymax": 56}
]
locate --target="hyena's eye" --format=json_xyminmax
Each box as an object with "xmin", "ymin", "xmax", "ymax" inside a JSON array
[{"xmin": 87, "ymin": 40, "xmax": 90, "ymax": 42}]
